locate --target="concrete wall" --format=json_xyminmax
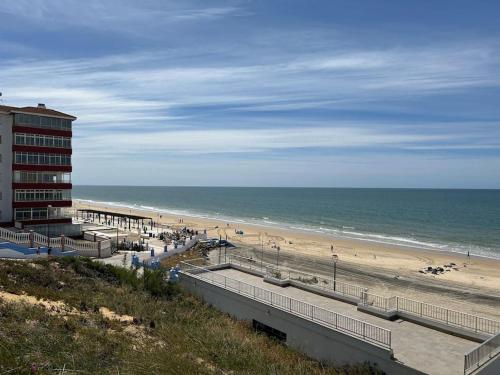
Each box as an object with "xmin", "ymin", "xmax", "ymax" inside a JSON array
[
  {"xmin": 180, "ymin": 273, "xmax": 423, "ymax": 375},
  {"xmin": 0, "ymin": 114, "xmax": 13, "ymax": 223},
  {"xmin": 476, "ymin": 354, "xmax": 500, "ymax": 375}
]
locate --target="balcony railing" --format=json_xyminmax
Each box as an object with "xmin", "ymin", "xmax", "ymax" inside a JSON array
[
  {"xmin": 13, "ymin": 171, "xmax": 71, "ymax": 184},
  {"xmin": 180, "ymin": 262, "xmax": 392, "ymax": 350},
  {"xmin": 14, "ymin": 207, "xmax": 71, "ymax": 221},
  {"xmin": 15, "ymin": 191, "xmax": 72, "ymax": 202}
]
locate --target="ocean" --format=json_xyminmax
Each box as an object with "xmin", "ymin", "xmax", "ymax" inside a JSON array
[{"xmin": 73, "ymin": 186, "xmax": 500, "ymax": 259}]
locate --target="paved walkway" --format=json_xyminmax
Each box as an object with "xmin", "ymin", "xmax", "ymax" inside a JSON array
[{"xmin": 213, "ymin": 268, "xmax": 477, "ymax": 375}]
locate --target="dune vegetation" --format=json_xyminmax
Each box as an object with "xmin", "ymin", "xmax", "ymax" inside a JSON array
[{"xmin": 0, "ymin": 256, "xmax": 377, "ymax": 374}]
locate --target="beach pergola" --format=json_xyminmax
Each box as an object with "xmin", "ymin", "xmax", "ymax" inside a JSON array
[{"xmin": 76, "ymin": 209, "xmax": 153, "ymax": 231}]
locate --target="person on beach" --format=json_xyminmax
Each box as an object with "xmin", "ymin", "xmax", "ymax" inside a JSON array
[
  {"xmin": 36, "ymin": 246, "xmax": 40, "ymax": 256},
  {"xmin": 47, "ymin": 247, "xmax": 52, "ymax": 256}
]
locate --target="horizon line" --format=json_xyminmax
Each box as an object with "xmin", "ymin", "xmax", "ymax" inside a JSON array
[{"xmin": 72, "ymin": 184, "xmax": 500, "ymax": 190}]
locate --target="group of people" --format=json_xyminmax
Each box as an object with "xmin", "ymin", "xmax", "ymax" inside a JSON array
[{"xmin": 35, "ymin": 246, "xmax": 53, "ymax": 256}]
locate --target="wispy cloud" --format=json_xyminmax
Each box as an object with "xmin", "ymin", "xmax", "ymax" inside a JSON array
[
  {"xmin": 1, "ymin": 0, "xmax": 500, "ymax": 187},
  {"xmin": 2, "ymin": 42, "xmax": 499, "ymax": 130},
  {"xmin": 0, "ymin": 0, "xmax": 244, "ymax": 31}
]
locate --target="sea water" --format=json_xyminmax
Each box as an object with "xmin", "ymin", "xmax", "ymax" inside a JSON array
[{"xmin": 73, "ymin": 186, "xmax": 500, "ymax": 259}]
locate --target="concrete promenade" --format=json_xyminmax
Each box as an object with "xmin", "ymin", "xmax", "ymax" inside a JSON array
[{"xmin": 213, "ymin": 268, "xmax": 477, "ymax": 375}]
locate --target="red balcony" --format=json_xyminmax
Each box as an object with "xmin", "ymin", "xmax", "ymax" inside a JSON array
[
  {"xmin": 12, "ymin": 182, "xmax": 72, "ymax": 190},
  {"xmin": 19, "ymin": 218, "xmax": 72, "ymax": 226},
  {"xmin": 12, "ymin": 145, "xmax": 72, "ymax": 155},
  {"xmin": 12, "ymin": 201, "xmax": 72, "ymax": 209},
  {"xmin": 13, "ymin": 164, "xmax": 72, "ymax": 172}
]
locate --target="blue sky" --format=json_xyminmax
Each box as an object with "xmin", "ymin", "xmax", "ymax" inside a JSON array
[{"xmin": 1, "ymin": 0, "xmax": 499, "ymax": 188}]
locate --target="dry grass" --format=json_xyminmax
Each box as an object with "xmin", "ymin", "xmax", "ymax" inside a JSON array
[{"xmin": 0, "ymin": 258, "xmax": 378, "ymax": 374}]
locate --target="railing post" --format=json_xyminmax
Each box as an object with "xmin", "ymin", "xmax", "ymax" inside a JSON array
[
  {"xmin": 363, "ymin": 323, "xmax": 366, "ymax": 339},
  {"xmin": 420, "ymin": 301, "xmax": 423, "ymax": 316},
  {"xmin": 475, "ymin": 316, "xmax": 478, "ymax": 332}
]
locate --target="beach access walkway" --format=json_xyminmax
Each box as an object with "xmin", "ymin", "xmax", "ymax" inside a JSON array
[{"xmin": 208, "ymin": 267, "xmax": 478, "ymax": 375}]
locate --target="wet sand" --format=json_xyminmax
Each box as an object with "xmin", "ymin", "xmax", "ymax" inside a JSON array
[{"xmin": 72, "ymin": 200, "xmax": 500, "ymax": 319}]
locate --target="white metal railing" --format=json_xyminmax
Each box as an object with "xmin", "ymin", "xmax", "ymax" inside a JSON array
[
  {"xmin": 0, "ymin": 227, "xmax": 30, "ymax": 245},
  {"xmin": 358, "ymin": 293, "xmax": 500, "ymax": 335},
  {"xmin": 360, "ymin": 292, "xmax": 396, "ymax": 311},
  {"xmin": 287, "ymin": 269, "xmax": 365, "ymax": 299},
  {"xmin": 224, "ymin": 255, "xmax": 500, "ymax": 336},
  {"xmin": 395, "ymin": 296, "xmax": 500, "ymax": 335},
  {"xmin": 180, "ymin": 262, "xmax": 392, "ymax": 349},
  {"xmin": 226, "ymin": 254, "xmax": 364, "ymax": 299},
  {"xmin": 226, "ymin": 254, "xmax": 267, "ymax": 273},
  {"xmin": 0, "ymin": 227, "xmax": 111, "ymax": 258},
  {"xmin": 464, "ymin": 331, "xmax": 500, "ymax": 374}
]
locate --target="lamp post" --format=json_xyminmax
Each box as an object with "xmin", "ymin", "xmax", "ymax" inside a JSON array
[
  {"xmin": 218, "ymin": 234, "xmax": 222, "ymax": 264},
  {"xmin": 46, "ymin": 205, "xmax": 52, "ymax": 245},
  {"xmin": 260, "ymin": 232, "xmax": 264, "ymax": 271},
  {"xmin": 332, "ymin": 253, "xmax": 338, "ymax": 292}
]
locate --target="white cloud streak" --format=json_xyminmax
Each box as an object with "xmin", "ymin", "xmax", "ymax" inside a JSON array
[
  {"xmin": 0, "ymin": 0, "xmax": 244, "ymax": 30},
  {"xmin": 2, "ymin": 42, "xmax": 499, "ymax": 130},
  {"xmin": 1, "ymin": 6, "xmax": 499, "ymax": 187}
]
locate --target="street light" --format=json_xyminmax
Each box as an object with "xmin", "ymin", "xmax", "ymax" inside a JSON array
[
  {"xmin": 260, "ymin": 232, "xmax": 264, "ymax": 271},
  {"xmin": 332, "ymin": 253, "xmax": 338, "ymax": 292},
  {"xmin": 46, "ymin": 204, "xmax": 52, "ymax": 241},
  {"xmin": 218, "ymin": 234, "xmax": 222, "ymax": 264}
]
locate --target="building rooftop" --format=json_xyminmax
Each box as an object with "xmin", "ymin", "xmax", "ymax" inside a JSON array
[{"xmin": 0, "ymin": 104, "xmax": 76, "ymax": 120}]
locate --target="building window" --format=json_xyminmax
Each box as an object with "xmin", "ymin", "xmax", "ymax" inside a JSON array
[
  {"xmin": 14, "ymin": 113, "xmax": 72, "ymax": 131},
  {"xmin": 14, "ymin": 152, "xmax": 71, "ymax": 166},
  {"xmin": 14, "ymin": 189, "xmax": 71, "ymax": 202},
  {"xmin": 14, "ymin": 133, "xmax": 71, "ymax": 149},
  {"xmin": 14, "ymin": 207, "xmax": 66, "ymax": 221},
  {"xmin": 13, "ymin": 171, "xmax": 71, "ymax": 184}
]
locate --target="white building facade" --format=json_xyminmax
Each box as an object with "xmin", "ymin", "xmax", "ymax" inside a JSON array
[{"xmin": 0, "ymin": 104, "xmax": 77, "ymax": 236}]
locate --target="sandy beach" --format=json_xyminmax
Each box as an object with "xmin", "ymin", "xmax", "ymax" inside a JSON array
[{"xmin": 72, "ymin": 199, "xmax": 500, "ymax": 319}]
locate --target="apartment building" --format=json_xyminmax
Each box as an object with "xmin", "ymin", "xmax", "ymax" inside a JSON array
[{"xmin": 0, "ymin": 103, "xmax": 77, "ymax": 236}]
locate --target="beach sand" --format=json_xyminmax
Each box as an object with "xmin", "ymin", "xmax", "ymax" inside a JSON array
[{"xmin": 72, "ymin": 200, "xmax": 500, "ymax": 319}]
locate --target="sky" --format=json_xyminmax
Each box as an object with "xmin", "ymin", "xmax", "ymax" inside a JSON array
[{"xmin": 1, "ymin": 0, "xmax": 499, "ymax": 188}]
